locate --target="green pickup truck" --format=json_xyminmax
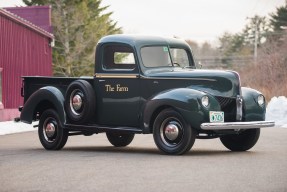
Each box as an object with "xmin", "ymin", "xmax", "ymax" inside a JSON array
[{"xmin": 20, "ymin": 34, "xmax": 274, "ymax": 155}]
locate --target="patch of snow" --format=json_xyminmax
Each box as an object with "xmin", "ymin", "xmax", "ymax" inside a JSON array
[
  {"xmin": 266, "ymin": 96, "xmax": 287, "ymax": 128},
  {"xmin": 0, "ymin": 121, "xmax": 37, "ymax": 136}
]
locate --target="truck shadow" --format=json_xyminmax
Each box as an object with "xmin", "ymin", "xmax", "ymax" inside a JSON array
[
  {"xmin": 44, "ymin": 146, "xmax": 254, "ymax": 157},
  {"xmin": 62, "ymin": 146, "xmax": 160, "ymax": 155}
]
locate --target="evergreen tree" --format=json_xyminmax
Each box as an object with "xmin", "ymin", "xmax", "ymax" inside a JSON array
[
  {"xmin": 270, "ymin": 5, "xmax": 287, "ymax": 32},
  {"xmin": 218, "ymin": 32, "xmax": 249, "ymax": 66},
  {"xmin": 23, "ymin": 0, "xmax": 122, "ymax": 76}
]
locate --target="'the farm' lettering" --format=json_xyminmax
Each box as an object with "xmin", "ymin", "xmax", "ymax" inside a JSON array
[{"xmin": 105, "ymin": 84, "xmax": 128, "ymax": 92}]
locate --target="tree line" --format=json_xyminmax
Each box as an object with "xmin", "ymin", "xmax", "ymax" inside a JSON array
[{"xmin": 186, "ymin": 5, "xmax": 287, "ymax": 100}]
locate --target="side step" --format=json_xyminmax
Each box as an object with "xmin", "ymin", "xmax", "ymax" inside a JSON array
[{"xmin": 64, "ymin": 123, "xmax": 143, "ymax": 134}]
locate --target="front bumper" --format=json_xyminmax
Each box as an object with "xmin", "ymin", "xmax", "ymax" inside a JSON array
[{"xmin": 200, "ymin": 121, "xmax": 275, "ymax": 130}]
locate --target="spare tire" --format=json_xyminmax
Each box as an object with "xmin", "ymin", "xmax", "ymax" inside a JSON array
[{"xmin": 64, "ymin": 80, "xmax": 96, "ymax": 124}]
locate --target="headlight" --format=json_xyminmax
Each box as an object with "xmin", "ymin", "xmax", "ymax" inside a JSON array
[
  {"xmin": 257, "ymin": 95, "xmax": 265, "ymax": 106},
  {"xmin": 201, "ymin": 95, "xmax": 209, "ymax": 108}
]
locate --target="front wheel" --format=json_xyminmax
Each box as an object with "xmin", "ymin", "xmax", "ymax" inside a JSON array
[
  {"xmin": 106, "ymin": 132, "xmax": 135, "ymax": 147},
  {"xmin": 220, "ymin": 129, "xmax": 260, "ymax": 151},
  {"xmin": 153, "ymin": 109, "xmax": 196, "ymax": 155},
  {"xmin": 38, "ymin": 109, "xmax": 68, "ymax": 150}
]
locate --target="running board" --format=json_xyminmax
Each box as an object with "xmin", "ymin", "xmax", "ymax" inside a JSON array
[
  {"xmin": 64, "ymin": 123, "xmax": 143, "ymax": 134},
  {"xmin": 200, "ymin": 121, "xmax": 275, "ymax": 130}
]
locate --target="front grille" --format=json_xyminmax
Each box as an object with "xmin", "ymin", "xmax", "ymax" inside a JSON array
[
  {"xmin": 215, "ymin": 96, "xmax": 234, "ymax": 109},
  {"xmin": 215, "ymin": 96, "xmax": 236, "ymax": 122}
]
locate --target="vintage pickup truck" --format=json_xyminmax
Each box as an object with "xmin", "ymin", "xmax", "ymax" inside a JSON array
[{"xmin": 20, "ymin": 34, "xmax": 274, "ymax": 155}]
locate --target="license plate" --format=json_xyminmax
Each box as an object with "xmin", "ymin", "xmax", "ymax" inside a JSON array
[{"xmin": 209, "ymin": 111, "xmax": 224, "ymax": 123}]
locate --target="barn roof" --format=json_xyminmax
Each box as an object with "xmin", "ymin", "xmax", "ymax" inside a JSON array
[{"xmin": 0, "ymin": 8, "xmax": 53, "ymax": 39}]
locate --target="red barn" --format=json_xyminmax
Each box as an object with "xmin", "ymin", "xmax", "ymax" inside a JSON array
[
  {"xmin": 0, "ymin": 7, "xmax": 53, "ymax": 121},
  {"xmin": 5, "ymin": 6, "xmax": 53, "ymax": 33}
]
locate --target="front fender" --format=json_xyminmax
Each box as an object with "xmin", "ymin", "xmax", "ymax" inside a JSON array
[
  {"xmin": 242, "ymin": 87, "xmax": 266, "ymax": 121},
  {"xmin": 141, "ymin": 88, "xmax": 220, "ymax": 133},
  {"xmin": 20, "ymin": 86, "xmax": 66, "ymax": 125}
]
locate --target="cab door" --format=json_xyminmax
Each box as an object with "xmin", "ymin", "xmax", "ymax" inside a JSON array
[{"xmin": 94, "ymin": 43, "xmax": 140, "ymax": 127}]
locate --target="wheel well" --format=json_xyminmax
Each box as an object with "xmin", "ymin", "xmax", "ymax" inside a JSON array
[
  {"xmin": 149, "ymin": 105, "xmax": 174, "ymax": 133},
  {"xmin": 34, "ymin": 100, "xmax": 56, "ymax": 120}
]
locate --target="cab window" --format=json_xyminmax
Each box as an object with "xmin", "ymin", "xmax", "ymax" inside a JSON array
[
  {"xmin": 170, "ymin": 48, "xmax": 189, "ymax": 67},
  {"xmin": 103, "ymin": 45, "xmax": 136, "ymax": 70}
]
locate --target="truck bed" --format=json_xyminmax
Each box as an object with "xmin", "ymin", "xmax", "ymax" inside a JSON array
[{"xmin": 22, "ymin": 76, "xmax": 94, "ymax": 102}]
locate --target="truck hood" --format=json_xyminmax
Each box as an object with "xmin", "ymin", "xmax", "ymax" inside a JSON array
[{"xmin": 144, "ymin": 68, "xmax": 241, "ymax": 98}]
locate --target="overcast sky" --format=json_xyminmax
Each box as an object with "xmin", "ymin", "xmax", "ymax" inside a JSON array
[{"xmin": 1, "ymin": 0, "xmax": 286, "ymax": 44}]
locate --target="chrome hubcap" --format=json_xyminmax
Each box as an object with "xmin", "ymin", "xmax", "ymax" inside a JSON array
[
  {"xmin": 70, "ymin": 90, "xmax": 83, "ymax": 115},
  {"xmin": 164, "ymin": 123, "xmax": 179, "ymax": 141},
  {"xmin": 160, "ymin": 118, "xmax": 183, "ymax": 147},
  {"xmin": 43, "ymin": 118, "xmax": 57, "ymax": 143},
  {"xmin": 45, "ymin": 122, "xmax": 56, "ymax": 137},
  {"xmin": 72, "ymin": 94, "xmax": 82, "ymax": 111}
]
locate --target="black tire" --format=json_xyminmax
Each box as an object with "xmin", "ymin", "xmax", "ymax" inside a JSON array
[
  {"xmin": 220, "ymin": 129, "xmax": 260, "ymax": 151},
  {"xmin": 106, "ymin": 132, "xmax": 135, "ymax": 147},
  {"xmin": 38, "ymin": 109, "xmax": 68, "ymax": 150},
  {"xmin": 153, "ymin": 108, "xmax": 196, "ymax": 155},
  {"xmin": 64, "ymin": 80, "xmax": 96, "ymax": 124}
]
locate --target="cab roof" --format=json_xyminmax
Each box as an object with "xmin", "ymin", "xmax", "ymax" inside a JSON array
[{"xmin": 98, "ymin": 34, "xmax": 191, "ymax": 50}]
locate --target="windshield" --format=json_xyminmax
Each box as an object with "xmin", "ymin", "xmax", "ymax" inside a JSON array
[{"xmin": 141, "ymin": 46, "xmax": 190, "ymax": 68}]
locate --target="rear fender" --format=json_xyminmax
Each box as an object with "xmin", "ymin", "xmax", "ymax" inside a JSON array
[
  {"xmin": 20, "ymin": 86, "xmax": 66, "ymax": 125},
  {"xmin": 141, "ymin": 88, "xmax": 220, "ymax": 133}
]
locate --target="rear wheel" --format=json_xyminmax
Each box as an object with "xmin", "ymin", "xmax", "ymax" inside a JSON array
[
  {"xmin": 38, "ymin": 109, "xmax": 68, "ymax": 150},
  {"xmin": 106, "ymin": 132, "xmax": 135, "ymax": 147},
  {"xmin": 220, "ymin": 129, "xmax": 260, "ymax": 151},
  {"xmin": 153, "ymin": 109, "xmax": 196, "ymax": 155}
]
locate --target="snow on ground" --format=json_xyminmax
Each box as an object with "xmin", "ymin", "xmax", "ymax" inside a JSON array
[
  {"xmin": 0, "ymin": 96, "xmax": 286, "ymax": 135},
  {"xmin": 0, "ymin": 121, "xmax": 37, "ymax": 136},
  {"xmin": 266, "ymin": 96, "xmax": 287, "ymax": 128}
]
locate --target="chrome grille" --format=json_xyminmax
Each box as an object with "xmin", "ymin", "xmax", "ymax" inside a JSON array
[
  {"xmin": 215, "ymin": 96, "xmax": 234, "ymax": 109},
  {"xmin": 215, "ymin": 96, "xmax": 236, "ymax": 122}
]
